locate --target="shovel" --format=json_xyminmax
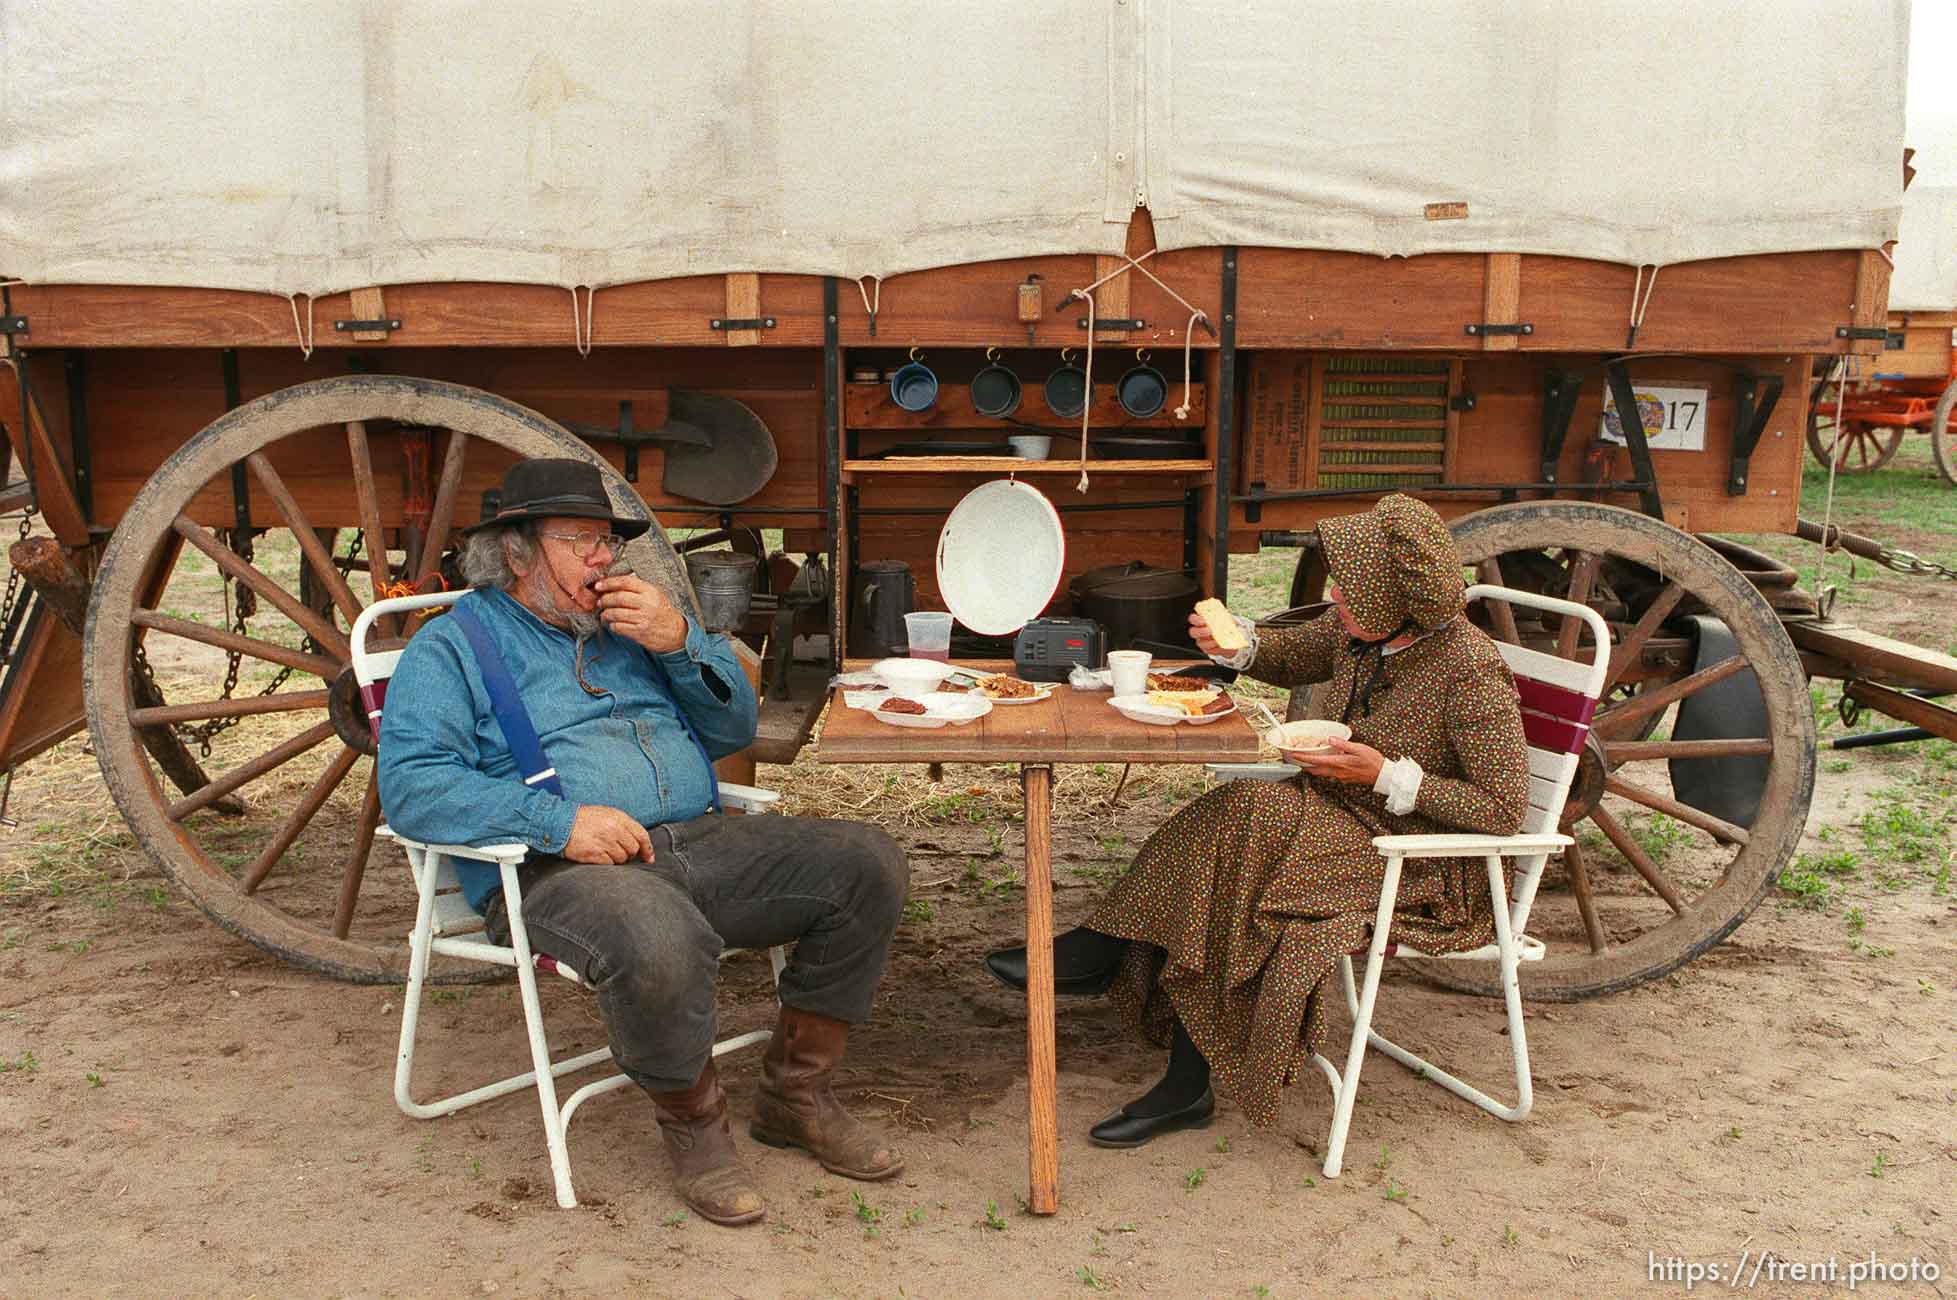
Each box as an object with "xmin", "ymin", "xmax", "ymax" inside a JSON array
[{"xmin": 568, "ymin": 390, "xmax": 779, "ymax": 506}]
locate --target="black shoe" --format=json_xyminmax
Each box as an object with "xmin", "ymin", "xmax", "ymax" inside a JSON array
[
  {"xmin": 1087, "ymin": 1088, "xmax": 1216, "ymax": 1149},
  {"xmin": 983, "ymin": 944, "xmax": 1120, "ymax": 996}
]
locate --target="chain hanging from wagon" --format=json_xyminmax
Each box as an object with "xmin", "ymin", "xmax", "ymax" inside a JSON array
[{"xmin": 133, "ymin": 527, "xmax": 366, "ymax": 755}]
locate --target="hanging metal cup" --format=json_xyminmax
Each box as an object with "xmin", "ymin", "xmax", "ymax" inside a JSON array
[
  {"xmin": 970, "ymin": 347, "xmax": 1022, "ymax": 418},
  {"xmin": 1044, "ymin": 348, "xmax": 1088, "ymax": 419},
  {"xmin": 1116, "ymin": 351, "xmax": 1168, "ymax": 419},
  {"xmin": 889, "ymin": 347, "xmax": 940, "ymax": 412}
]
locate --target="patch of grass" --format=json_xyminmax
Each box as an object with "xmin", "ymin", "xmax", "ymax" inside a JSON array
[
  {"xmin": 86, "ymin": 1072, "xmax": 104, "ymax": 1088},
  {"xmin": 1213, "ymin": 1135, "xmax": 1231, "ymax": 1154},
  {"xmin": 852, "ymin": 1190, "xmax": 883, "ymax": 1238},
  {"xmin": 2, "ymin": 1051, "xmax": 39, "ymax": 1074},
  {"xmin": 1777, "ymin": 849, "xmax": 1858, "ymax": 909},
  {"xmin": 1869, "ymin": 1151, "xmax": 1890, "ymax": 1179},
  {"xmin": 1845, "ymin": 906, "xmax": 1866, "ymax": 933},
  {"xmin": 1503, "ymin": 1224, "xmax": 1520, "ymax": 1248},
  {"xmin": 1383, "ymin": 1181, "xmax": 1407, "ymax": 1203},
  {"xmin": 662, "ymin": 1210, "xmax": 688, "ymax": 1228},
  {"xmin": 1183, "ymin": 1167, "xmax": 1206, "ymax": 1191},
  {"xmin": 980, "ymin": 1199, "xmax": 1007, "ymax": 1232},
  {"xmin": 1859, "ymin": 799, "xmax": 1945, "ymax": 867},
  {"xmin": 901, "ymin": 898, "xmax": 934, "ymax": 925},
  {"xmin": 1075, "ymin": 1264, "xmax": 1107, "ymax": 1290},
  {"xmin": 902, "ymin": 1206, "xmax": 926, "ymax": 1228}
]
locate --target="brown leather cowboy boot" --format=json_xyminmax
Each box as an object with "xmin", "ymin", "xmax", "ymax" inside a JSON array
[
  {"xmin": 649, "ymin": 1059, "xmax": 766, "ymax": 1226},
  {"xmin": 749, "ymin": 1007, "xmax": 904, "ymax": 1181}
]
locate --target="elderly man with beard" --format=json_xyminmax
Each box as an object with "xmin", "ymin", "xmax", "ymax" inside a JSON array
[{"xmin": 377, "ymin": 458, "xmax": 909, "ymax": 1227}]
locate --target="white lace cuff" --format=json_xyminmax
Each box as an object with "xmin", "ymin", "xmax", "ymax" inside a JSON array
[
  {"xmin": 1372, "ymin": 755, "xmax": 1424, "ymax": 816},
  {"xmin": 1211, "ymin": 613, "xmax": 1258, "ymax": 671}
]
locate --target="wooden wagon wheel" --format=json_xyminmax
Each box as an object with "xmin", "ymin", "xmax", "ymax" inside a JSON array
[
  {"xmin": 84, "ymin": 375, "xmax": 696, "ymax": 983},
  {"xmin": 1931, "ymin": 377, "xmax": 1957, "ymax": 487},
  {"xmin": 1399, "ymin": 501, "xmax": 1815, "ymax": 1001},
  {"xmin": 1805, "ymin": 384, "xmax": 1903, "ymax": 472}
]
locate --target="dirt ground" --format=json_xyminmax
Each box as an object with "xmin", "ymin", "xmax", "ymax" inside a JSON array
[{"xmin": 2, "ymin": 449, "xmax": 1954, "ymax": 1298}]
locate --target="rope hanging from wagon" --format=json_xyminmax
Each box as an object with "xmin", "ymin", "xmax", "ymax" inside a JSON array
[
  {"xmin": 287, "ymin": 293, "xmax": 316, "ymax": 359},
  {"xmin": 856, "ymin": 276, "xmax": 881, "ymax": 337},
  {"xmin": 1625, "ymin": 264, "xmax": 1662, "ymax": 349},
  {"xmin": 567, "ymin": 285, "xmax": 597, "ymax": 357},
  {"xmin": 1809, "ymin": 352, "xmax": 1857, "ymax": 616},
  {"xmin": 1062, "ymin": 251, "xmax": 1215, "ymax": 492}
]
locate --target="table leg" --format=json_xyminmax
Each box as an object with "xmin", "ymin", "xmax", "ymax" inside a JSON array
[{"xmin": 1021, "ymin": 763, "xmax": 1059, "ymax": 1215}]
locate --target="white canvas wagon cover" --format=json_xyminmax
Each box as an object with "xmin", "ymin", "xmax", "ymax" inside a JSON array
[{"xmin": 0, "ymin": 0, "xmax": 1910, "ymax": 297}]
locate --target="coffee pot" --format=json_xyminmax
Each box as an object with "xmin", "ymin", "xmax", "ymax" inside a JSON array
[{"xmin": 849, "ymin": 560, "xmax": 915, "ymax": 658}]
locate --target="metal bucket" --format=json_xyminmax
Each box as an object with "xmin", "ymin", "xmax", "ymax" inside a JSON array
[{"xmin": 683, "ymin": 550, "xmax": 761, "ymax": 632}]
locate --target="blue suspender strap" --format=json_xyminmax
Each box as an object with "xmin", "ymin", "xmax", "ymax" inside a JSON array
[{"xmin": 447, "ymin": 602, "xmax": 566, "ymax": 799}]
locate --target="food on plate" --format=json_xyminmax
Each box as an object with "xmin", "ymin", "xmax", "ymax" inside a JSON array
[
  {"xmin": 1267, "ymin": 719, "xmax": 1352, "ymax": 752},
  {"xmin": 977, "ymin": 674, "xmax": 1041, "ymax": 699},
  {"xmin": 854, "ymin": 682, "xmax": 887, "ymax": 691},
  {"xmin": 1193, "ymin": 597, "xmax": 1246, "ymax": 651},
  {"xmin": 879, "ymin": 697, "xmax": 928, "ymax": 715},
  {"xmin": 1197, "ymin": 692, "xmax": 1235, "ymax": 716},
  {"xmin": 1146, "ymin": 672, "xmax": 1211, "ymax": 692},
  {"xmin": 1146, "ymin": 688, "xmax": 1221, "ymax": 716},
  {"xmin": 937, "ymin": 680, "xmax": 971, "ymax": 693}
]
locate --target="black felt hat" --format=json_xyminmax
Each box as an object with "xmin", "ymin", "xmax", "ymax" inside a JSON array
[{"xmin": 463, "ymin": 458, "xmax": 648, "ymax": 540}]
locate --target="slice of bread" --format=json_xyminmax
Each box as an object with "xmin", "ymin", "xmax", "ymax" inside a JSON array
[{"xmin": 1194, "ymin": 597, "xmax": 1246, "ymax": 651}]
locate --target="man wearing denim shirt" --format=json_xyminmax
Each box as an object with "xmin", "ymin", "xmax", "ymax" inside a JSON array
[{"xmin": 378, "ymin": 458, "xmax": 908, "ymax": 1227}]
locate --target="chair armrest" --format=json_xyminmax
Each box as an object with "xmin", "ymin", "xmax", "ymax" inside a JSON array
[
  {"xmin": 1371, "ymin": 832, "xmax": 1572, "ymax": 859},
  {"xmin": 717, "ymin": 782, "xmax": 782, "ymax": 813},
  {"xmin": 377, "ymin": 826, "xmax": 529, "ymax": 865},
  {"xmin": 1205, "ymin": 762, "xmax": 1301, "ymax": 783}
]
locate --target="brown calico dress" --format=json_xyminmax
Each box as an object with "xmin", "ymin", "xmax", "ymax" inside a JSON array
[{"xmin": 1087, "ymin": 495, "xmax": 1529, "ymax": 1127}]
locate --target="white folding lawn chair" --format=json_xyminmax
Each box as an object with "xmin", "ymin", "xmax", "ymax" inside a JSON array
[
  {"xmin": 1210, "ymin": 584, "xmax": 1608, "ymax": 1177},
  {"xmin": 352, "ymin": 589, "xmax": 784, "ymax": 1209}
]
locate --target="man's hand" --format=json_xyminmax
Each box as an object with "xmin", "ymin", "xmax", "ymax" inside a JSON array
[
  {"xmin": 594, "ymin": 574, "xmax": 689, "ymax": 654},
  {"xmin": 564, "ymin": 805, "xmax": 654, "ymax": 864},
  {"xmin": 1291, "ymin": 737, "xmax": 1386, "ymax": 787},
  {"xmin": 1188, "ymin": 607, "xmax": 1227, "ymax": 659}
]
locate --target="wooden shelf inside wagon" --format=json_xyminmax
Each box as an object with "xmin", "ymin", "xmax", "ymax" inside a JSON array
[{"xmin": 842, "ymin": 457, "xmax": 1212, "ymax": 475}]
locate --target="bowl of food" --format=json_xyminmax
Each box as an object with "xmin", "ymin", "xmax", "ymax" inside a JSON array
[
  {"xmin": 1266, "ymin": 719, "xmax": 1352, "ymax": 756},
  {"xmin": 871, "ymin": 657, "xmax": 957, "ymax": 698}
]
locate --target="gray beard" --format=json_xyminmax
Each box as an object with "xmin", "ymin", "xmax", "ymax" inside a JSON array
[{"xmin": 514, "ymin": 569, "xmax": 604, "ymax": 639}]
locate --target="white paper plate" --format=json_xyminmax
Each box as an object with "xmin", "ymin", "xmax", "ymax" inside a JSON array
[
  {"xmin": 871, "ymin": 691, "xmax": 993, "ymax": 728},
  {"xmin": 936, "ymin": 480, "xmax": 1065, "ymax": 636},
  {"xmin": 1109, "ymin": 693, "xmax": 1236, "ymax": 726},
  {"xmin": 972, "ymin": 678, "xmax": 1056, "ymax": 705}
]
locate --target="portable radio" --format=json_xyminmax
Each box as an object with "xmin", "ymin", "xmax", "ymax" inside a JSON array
[{"xmin": 1012, "ymin": 617, "xmax": 1106, "ymax": 682}]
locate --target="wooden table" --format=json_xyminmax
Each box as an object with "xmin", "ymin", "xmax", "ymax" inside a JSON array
[{"xmin": 817, "ymin": 662, "xmax": 1259, "ymax": 1214}]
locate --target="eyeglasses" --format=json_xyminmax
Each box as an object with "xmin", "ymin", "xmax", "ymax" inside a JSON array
[{"xmin": 540, "ymin": 530, "xmax": 624, "ymax": 559}]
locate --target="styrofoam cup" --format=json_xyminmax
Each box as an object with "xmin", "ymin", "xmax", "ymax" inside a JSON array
[
  {"xmin": 1008, "ymin": 435, "xmax": 1052, "ymax": 460},
  {"xmin": 1107, "ymin": 649, "xmax": 1151, "ymax": 696}
]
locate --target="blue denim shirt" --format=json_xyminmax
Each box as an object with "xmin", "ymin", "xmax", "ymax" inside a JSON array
[{"xmin": 375, "ymin": 586, "xmax": 758, "ymax": 912}]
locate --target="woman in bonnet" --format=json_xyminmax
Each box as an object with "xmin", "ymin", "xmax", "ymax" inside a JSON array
[{"xmin": 989, "ymin": 494, "xmax": 1530, "ymax": 1144}]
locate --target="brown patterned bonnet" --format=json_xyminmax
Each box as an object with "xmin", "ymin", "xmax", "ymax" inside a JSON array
[{"xmin": 1314, "ymin": 493, "xmax": 1464, "ymax": 641}]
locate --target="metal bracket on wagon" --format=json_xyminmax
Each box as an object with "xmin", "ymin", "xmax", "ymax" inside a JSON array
[
  {"xmin": 1465, "ymin": 322, "xmax": 1533, "ymax": 337},
  {"xmin": 1833, "ymin": 326, "xmax": 1888, "ymax": 340},
  {"xmin": 333, "ymin": 318, "xmax": 402, "ymax": 334},
  {"xmin": 1724, "ymin": 372, "xmax": 1784, "ymax": 496},
  {"xmin": 709, "ymin": 317, "xmax": 777, "ymax": 332},
  {"xmin": 1077, "ymin": 318, "xmax": 1148, "ymax": 332},
  {"xmin": 0, "ymin": 315, "xmax": 26, "ymax": 335}
]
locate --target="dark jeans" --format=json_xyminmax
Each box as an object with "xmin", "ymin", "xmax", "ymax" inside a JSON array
[{"xmin": 483, "ymin": 812, "xmax": 909, "ymax": 1092}]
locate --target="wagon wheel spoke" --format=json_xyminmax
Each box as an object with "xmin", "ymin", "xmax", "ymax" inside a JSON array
[
  {"xmin": 346, "ymin": 420, "xmax": 397, "ymax": 633},
  {"xmin": 129, "ymin": 689, "xmax": 333, "ymax": 727},
  {"xmin": 334, "ymin": 767, "xmax": 384, "ymax": 939},
  {"xmin": 167, "ymin": 720, "xmax": 339, "ymax": 821},
  {"xmin": 1603, "ymin": 737, "xmax": 1773, "ymax": 763},
  {"xmin": 173, "ymin": 515, "xmax": 352, "ymax": 659},
  {"xmin": 1604, "ymin": 580, "xmax": 1684, "ymax": 694},
  {"xmin": 1592, "ymin": 654, "xmax": 1747, "ymax": 739},
  {"xmin": 241, "ymin": 745, "xmax": 361, "ymax": 894},
  {"xmin": 1475, "ymin": 557, "xmax": 1520, "ymax": 642},
  {"xmin": 415, "ymin": 431, "xmax": 469, "ymax": 587},
  {"xmin": 246, "ymin": 451, "xmax": 364, "ymax": 626},
  {"xmin": 1561, "ymin": 837, "xmax": 1609, "ymax": 954},
  {"xmin": 1587, "ymin": 805, "xmax": 1688, "ymax": 916},
  {"xmin": 130, "ymin": 609, "xmax": 340, "ymax": 680},
  {"xmin": 1556, "ymin": 551, "xmax": 1602, "ymax": 660},
  {"xmin": 1602, "ymin": 775, "xmax": 1749, "ymax": 846}
]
